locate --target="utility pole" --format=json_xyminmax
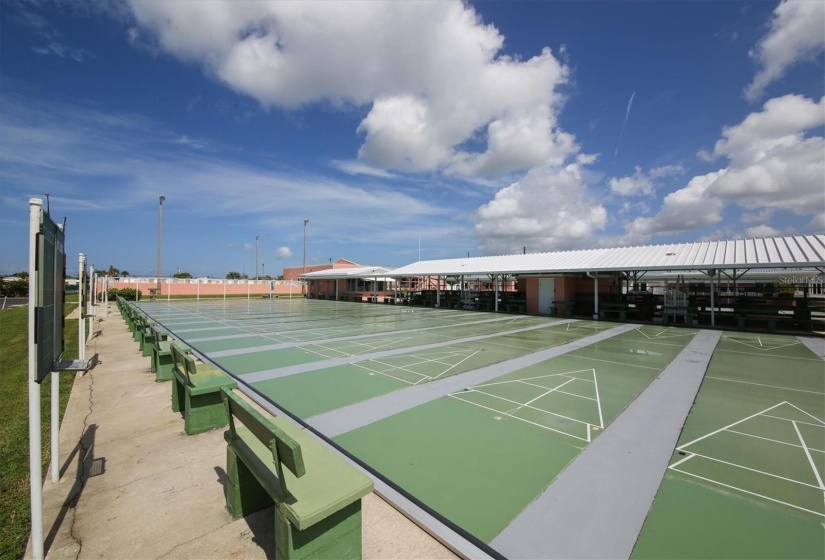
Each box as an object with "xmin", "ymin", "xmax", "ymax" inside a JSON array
[{"xmin": 157, "ymin": 196, "xmax": 165, "ymax": 290}]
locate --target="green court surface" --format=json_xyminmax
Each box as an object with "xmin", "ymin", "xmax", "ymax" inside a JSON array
[
  {"xmin": 334, "ymin": 325, "xmax": 700, "ymax": 542},
  {"xmin": 249, "ymin": 321, "xmax": 613, "ymax": 419},
  {"xmin": 135, "ymin": 299, "xmax": 824, "ymax": 557},
  {"xmin": 632, "ymin": 332, "xmax": 825, "ymax": 559}
]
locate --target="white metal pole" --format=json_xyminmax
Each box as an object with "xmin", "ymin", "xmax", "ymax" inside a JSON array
[
  {"xmin": 495, "ymin": 274, "xmax": 499, "ymax": 312},
  {"xmin": 88, "ymin": 266, "xmax": 94, "ymax": 339},
  {"xmin": 78, "ymin": 255, "xmax": 86, "ymax": 362},
  {"xmin": 224, "ymin": 280, "xmax": 226, "ymax": 301},
  {"xmin": 28, "ymin": 198, "xmax": 44, "ymax": 560},
  {"xmin": 167, "ymin": 278, "xmax": 171, "ymax": 301},
  {"xmin": 50, "ymin": 365, "xmax": 59, "ymax": 483},
  {"xmin": 197, "ymin": 278, "xmax": 200, "ymax": 301},
  {"xmin": 710, "ymin": 270, "xmax": 716, "ymax": 327}
]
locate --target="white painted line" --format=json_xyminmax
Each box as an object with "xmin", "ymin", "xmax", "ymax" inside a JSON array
[
  {"xmin": 668, "ymin": 452, "xmax": 696, "ymax": 469},
  {"xmin": 785, "ymin": 402, "xmax": 825, "ymax": 426},
  {"xmin": 705, "ymin": 376, "xmax": 825, "ymax": 395},
  {"xmin": 726, "ymin": 429, "xmax": 825, "ymax": 453},
  {"xmin": 681, "ymin": 451, "xmax": 822, "ymax": 490},
  {"xmin": 567, "ymin": 354, "xmax": 661, "ymax": 371},
  {"xmin": 473, "ymin": 368, "xmax": 597, "ymax": 388},
  {"xmin": 593, "ymin": 368, "xmax": 605, "ymax": 429},
  {"xmin": 670, "ymin": 467, "xmax": 824, "ymax": 518},
  {"xmin": 448, "ymin": 395, "xmax": 590, "ymax": 442},
  {"xmin": 461, "ymin": 389, "xmax": 593, "ymax": 427},
  {"xmin": 762, "ymin": 414, "xmax": 825, "ymax": 429},
  {"xmin": 678, "ymin": 402, "xmax": 788, "ymax": 450},
  {"xmin": 430, "ymin": 349, "xmax": 481, "ymax": 380},
  {"xmin": 793, "ymin": 421, "xmax": 825, "ymax": 491}
]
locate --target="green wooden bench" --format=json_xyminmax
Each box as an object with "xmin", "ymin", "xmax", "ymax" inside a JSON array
[
  {"xmin": 221, "ymin": 388, "xmax": 373, "ymax": 559},
  {"xmin": 734, "ymin": 306, "xmax": 787, "ymax": 333},
  {"xmin": 660, "ymin": 305, "xmax": 696, "ymax": 326},
  {"xmin": 599, "ymin": 302, "xmax": 635, "ymax": 321},
  {"xmin": 549, "ymin": 300, "xmax": 575, "ymax": 318},
  {"xmin": 170, "ymin": 343, "xmax": 237, "ymax": 435},
  {"xmin": 138, "ymin": 314, "xmax": 156, "ymax": 357},
  {"xmin": 150, "ymin": 325, "xmax": 178, "ymax": 382}
]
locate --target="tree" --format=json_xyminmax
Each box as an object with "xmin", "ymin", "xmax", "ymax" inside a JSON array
[
  {"xmin": 12, "ymin": 271, "xmax": 28, "ymax": 279},
  {"xmin": 1, "ymin": 278, "xmax": 28, "ymax": 297},
  {"xmin": 173, "ymin": 272, "xmax": 192, "ymax": 279},
  {"xmin": 226, "ymin": 271, "xmax": 242, "ymax": 279},
  {"xmin": 120, "ymin": 271, "xmax": 130, "ymax": 277},
  {"xmin": 108, "ymin": 265, "xmax": 119, "ymax": 276}
]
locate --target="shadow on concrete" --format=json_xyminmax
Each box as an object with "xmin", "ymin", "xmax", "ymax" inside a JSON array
[
  {"xmin": 87, "ymin": 353, "xmax": 101, "ymax": 371},
  {"xmin": 46, "ymin": 423, "xmax": 98, "ymax": 554},
  {"xmin": 213, "ymin": 465, "xmax": 276, "ymax": 558}
]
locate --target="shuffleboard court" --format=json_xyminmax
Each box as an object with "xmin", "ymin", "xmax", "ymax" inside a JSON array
[
  {"xmin": 247, "ymin": 320, "xmax": 611, "ymax": 418},
  {"xmin": 631, "ymin": 332, "xmax": 825, "ymax": 559},
  {"xmin": 333, "ymin": 325, "xmax": 700, "ymax": 543},
  {"xmin": 133, "ymin": 298, "xmax": 822, "ymax": 557}
]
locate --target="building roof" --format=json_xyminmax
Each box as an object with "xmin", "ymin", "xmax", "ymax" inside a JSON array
[
  {"xmin": 300, "ymin": 266, "xmax": 396, "ymax": 279},
  {"xmin": 387, "ymin": 234, "xmax": 825, "ymax": 277}
]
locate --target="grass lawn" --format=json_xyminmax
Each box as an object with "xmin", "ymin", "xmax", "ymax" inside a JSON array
[{"xmin": 0, "ymin": 302, "xmax": 78, "ymax": 559}]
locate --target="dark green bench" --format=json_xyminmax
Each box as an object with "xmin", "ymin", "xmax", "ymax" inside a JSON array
[
  {"xmin": 138, "ymin": 314, "xmax": 156, "ymax": 357},
  {"xmin": 221, "ymin": 388, "xmax": 373, "ymax": 559},
  {"xmin": 150, "ymin": 325, "xmax": 180, "ymax": 382},
  {"xmin": 734, "ymin": 306, "xmax": 796, "ymax": 333},
  {"xmin": 549, "ymin": 300, "xmax": 575, "ymax": 318},
  {"xmin": 660, "ymin": 305, "xmax": 696, "ymax": 326},
  {"xmin": 170, "ymin": 343, "xmax": 237, "ymax": 435}
]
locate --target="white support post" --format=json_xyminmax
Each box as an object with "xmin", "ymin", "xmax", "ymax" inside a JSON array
[
  {"xmin": 709, "ymin": 270, "xmax": 716, "ymax": 327},
  {"xmin": 50, "ymin": 367, "xmax": 59, "ymax": 483},
  {"xmin": 167, "ymin": 278, "xmax": 171, "ymax": 301},
  {"xmin": 88, "ymin": 266, "xmax": 94, "ymax": 340},
  {"xmin": 28, "ymin": 198, "xmax": 44, "ymax": 560},
  {"xmin": 495, "ymin": 274, "xmax": 499, "ymax": 312},
  {"xmin": 197, "ymin": 278, "xmax": 200, "ymax": 301},
  {"xmin": 78, "ymin": 255, "xmax": 86, "ymax": 362}
]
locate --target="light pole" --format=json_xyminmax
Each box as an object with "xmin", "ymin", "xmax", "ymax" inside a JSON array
[
  {"xmin": 262, "ymin": 263, "xmax": 265, "ymax": 278},
  {"xmin": 255, "ymin": 234, "xmax": 260, "ymax": 280},
  {"xmin": 303, "ymin": 219, "xmax": 309, "ymax": 295},
  {"xmin": 157, "ymin": 196, "xmax": 165, "ymax": 290}
]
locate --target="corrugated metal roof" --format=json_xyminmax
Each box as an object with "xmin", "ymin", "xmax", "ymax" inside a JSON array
[
  {"xmin": 386, "ymin": 234, "xmax": 825, "ymax": 277},
  {"xmin": 300, "ymin": 266, "xmax": 395, "ymax": 279}
]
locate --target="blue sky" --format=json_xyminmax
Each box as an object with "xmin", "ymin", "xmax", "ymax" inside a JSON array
[{"xmin": 1, "ymin": 0, "xmax": 823, "ymax": 278}]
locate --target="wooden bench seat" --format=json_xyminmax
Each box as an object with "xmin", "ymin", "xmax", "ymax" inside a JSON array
[
  {"xmin": 170, "ymin": 343, "xmax": 237, "ymax": 435},
  {"xmin": 222, "ymin": 388, "xmax": 373, "ymax": 559}
]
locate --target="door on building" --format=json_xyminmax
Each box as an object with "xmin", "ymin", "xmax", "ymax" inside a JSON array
[{"xmin": 539, "ymin": 277, "xmax": 555, "ymax": 314}]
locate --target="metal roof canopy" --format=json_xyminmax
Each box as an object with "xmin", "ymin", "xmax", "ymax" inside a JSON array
[
  {"xmin": 300, "ymin": 266, "xmax": 397, "ymax": 281},
  {"xmin": 385, "ymin": 234, "xmax": 825, "ymax": 277}
]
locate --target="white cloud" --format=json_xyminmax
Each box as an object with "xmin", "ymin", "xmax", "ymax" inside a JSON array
[
  {"xmin": 629, "ymin": 170, "xmax": 726, "ymax": 236},
  {"xmin": 745, "ymin": 0, "xmax": 825, "ymax": 101},
  {"xmin": 475, "ymin": 157, "xmax": 607, "ymax": 254},
  {"xmin": 30, "ymin": 42, "xmax": 95, "ymax": 62},
  {"xmin": 275, "ymin": 247, "xmax": 292, "ymax": 259},
  {"xmin": 630, "ymin": 94, "xmax": 825, "ymax": 238},
  {"xmin": 125, "ymin": 1, "xmax": 569, "ymax": 179},
  {"xmin": 609, "ymin": 165, "xmax": 683, "ymax": 197},
  {"xmin": 0, "ymin": 90, "xmax": 455, "ymax": 248},
  {"xmin": 329, "ymin": 160, "xmax": 397, "ymax": 179},
  {"xmin": 743, "ymin": 224, "xmax": 781, "ymax": 238},
  {"xmin": 741, "ymin": 208, "xmax": 775, "ymax": 224}
]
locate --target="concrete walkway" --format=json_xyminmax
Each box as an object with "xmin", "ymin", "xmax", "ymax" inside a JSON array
[
  {"xmin": 27, "ymin": 303, "xmax": 457, "ymax": 559},
  {"xmin": 491, "ymin": 329, "xmax": 722, "ymax": 559}
]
